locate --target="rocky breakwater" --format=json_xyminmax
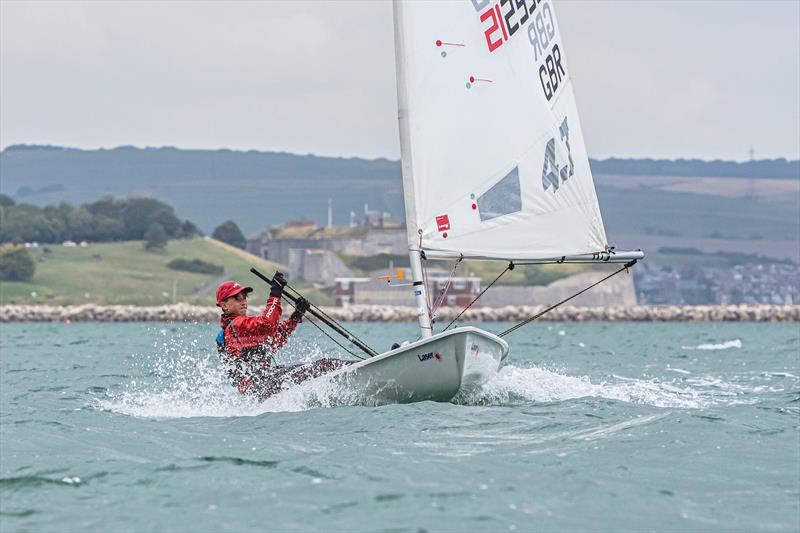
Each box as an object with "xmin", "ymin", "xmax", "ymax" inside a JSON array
[
  {"xmin": 0, "ymin": 304, "xmax": 219, "ymax": 323},
  {"xmin": 0, "ymin": 304, "xmax": 798, "ymax": 322}
]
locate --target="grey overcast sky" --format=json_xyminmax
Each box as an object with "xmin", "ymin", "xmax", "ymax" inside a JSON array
[{"xmin": 1, "ymin": 0, "xmax": 798, "ymax": 161}]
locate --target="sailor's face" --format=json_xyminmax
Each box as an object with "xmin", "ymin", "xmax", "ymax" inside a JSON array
[{"xmin": 221, "ymin": 292, "xmax": 248, "ymax": 315}]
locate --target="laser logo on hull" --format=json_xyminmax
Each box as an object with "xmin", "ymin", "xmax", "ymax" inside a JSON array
[{"xmin": 417, "ymin": 351, "xmax": 442, "ymax": 362}]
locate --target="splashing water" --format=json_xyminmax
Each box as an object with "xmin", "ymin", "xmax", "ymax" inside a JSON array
[
  {"xmin": 96, "ymin": 325, "xmax": 372, "ymax": 418},
  {"xmin": 97, "ymin": 327, "xmax": 256, "ymax": 418}
]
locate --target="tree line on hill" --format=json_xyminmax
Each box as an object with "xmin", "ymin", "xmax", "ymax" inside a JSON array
[
  {"xmin": 0, "ymin": 194, "xmax": 203, "ymax": 280},
  {"xmin": 0, "ymin": 192, "xmax": 252, "ymax": 281},
  {"xmin": 0, "ymin": 192, "xmax": 251, "ymax": 250},
  {"xmin": 0, "ymin": 193, "xmax": 200, "ymax": 244}
]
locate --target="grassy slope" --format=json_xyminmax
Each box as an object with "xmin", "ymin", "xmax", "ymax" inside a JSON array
[
  {"xmin": 0, "ymin": 238, "xmax": 286, "ymax": 306},
  {"xmin": 5, "ymin": 236, "xmax": 760, "ymax": 307},
  {"xmin": 461, "ymin": 261, "xmax": 588, "ymax": 286}
]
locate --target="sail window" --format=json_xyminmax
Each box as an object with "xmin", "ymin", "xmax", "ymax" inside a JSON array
[{"xmin": 477, "ymin": 166, "xmax": 522, "ymax": 221}]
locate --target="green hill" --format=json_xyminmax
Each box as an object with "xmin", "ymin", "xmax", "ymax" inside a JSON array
[
  {"xmin": 1, "ymin": 145, "xmax": 796, "ymax": 237},
  {"xmin": 0, "ymin": 146, "xmax": 403, "ymax": 234},
  {"xmin": 0, "ymin": 238, "xmax": 295, "ymax": 306}
]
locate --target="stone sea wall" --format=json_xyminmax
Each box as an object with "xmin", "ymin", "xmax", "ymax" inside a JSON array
[{"xmin": 1, "ymin": 304, "xmax": 798, "ymax": 323}]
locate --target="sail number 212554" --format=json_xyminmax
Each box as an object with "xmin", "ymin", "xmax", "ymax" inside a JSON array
[{"xmin": 472, "ymin": 0, "xmax": 551, "ymax": 52}]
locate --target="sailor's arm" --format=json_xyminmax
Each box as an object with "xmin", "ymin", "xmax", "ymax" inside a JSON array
[
  {"xmin": 268, "ymin": 296, "xmax": 308, "ymax": 351},
  {"xmin": 231, "ymin": 294, "xmax": 284, "ymax": 345},
  {"xmin": 269, "ymin": 317, "xmax": 299, "ymax": 351}
]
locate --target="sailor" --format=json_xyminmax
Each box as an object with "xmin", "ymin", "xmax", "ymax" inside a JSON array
[
  {"xmin": 215, "ymin": 272, "xmax": 349, "ymax": 399},
  {"xmin": 215, "ymin": 272, "xmax": 307, "ymax": 395}
]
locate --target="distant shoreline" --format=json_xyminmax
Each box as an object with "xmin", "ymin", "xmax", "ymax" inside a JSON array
[{"xmin": 1, "ymin": 304, "xmax": 797, "ymax": 323}]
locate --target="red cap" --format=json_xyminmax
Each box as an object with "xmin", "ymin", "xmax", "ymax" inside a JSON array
[{"xmin": 216, "ymin": 281, "xmax": 253, "ymax": 305}]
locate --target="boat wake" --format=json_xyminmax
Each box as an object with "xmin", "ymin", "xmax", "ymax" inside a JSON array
[
  {"xmin": 454, "ymin": 364, "xmax": 756, "ymax": 409},
  {"xmin": 682, "ymin": 339, "xmax": 742, "ymax": 351}
]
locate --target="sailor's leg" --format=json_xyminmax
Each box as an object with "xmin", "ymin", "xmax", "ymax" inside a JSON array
[
  {"xmin": 287, "ymin": 358, "xmax": 354, "ymax": 381},
  {"xmin": 249, "ymin": 359, "xmax": 356, "ymax": 399},
  {"xmin": 312, "ymin": 358, "xmax": 354, "ymax": 374},
  {"xmin": 250, "ymin": 365, "xmax": 302, "ymax": 400}
]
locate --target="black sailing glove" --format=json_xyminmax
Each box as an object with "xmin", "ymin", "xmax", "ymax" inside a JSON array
[
  {"xmin": 270, "ymin": 271, "xmax": 287, "ymax": 297},
  {"xmin": 291, "ymin": 297, "xmax": 310, "ymax": 321}
]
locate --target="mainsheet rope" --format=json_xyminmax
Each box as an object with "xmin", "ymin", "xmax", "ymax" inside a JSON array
[
  {"xmin": 275, "ymin": 298, "xmax": 364, "ymax": 360},
  {"xmin": 300, "ymin": 314, "xmax": 365, "ymax": 360},
  {"xmin": 431, "ymin": 256, "xmax": 463, "ymax": 317},
  {"xmin": 498, "ymin": 260, "xmax": 637, "ymax": 338},
  {"xmin": 282, "ymin": 283, "xmax": 374, "ymax": 359}
]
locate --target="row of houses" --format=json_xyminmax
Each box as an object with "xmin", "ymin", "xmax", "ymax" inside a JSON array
[
  {"xmin": 246, "ymin": 221, "xmax": 408, "ymax": 286},
  {"xmin": 634, "ymin": 262, "xmax": 799, "ymax": 305}
]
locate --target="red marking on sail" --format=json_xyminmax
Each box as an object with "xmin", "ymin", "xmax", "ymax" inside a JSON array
[
  {"xmin": 470, "ymin": 76, "xmax": 493, "ymax": 84},
  {"xmin": 436, "ymin": 40, "xmax": 465, "ymax": 47},
  {"xmin": 436, "ymin": 215, "xmax": 451, "ymax": 232},
  {"xmin": 495, "ymin": 5, "xmax": 509, "ymax": 40}
]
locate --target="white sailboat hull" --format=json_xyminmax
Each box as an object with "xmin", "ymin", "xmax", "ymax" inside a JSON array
[{"xmin": 322, "ymin": 326, "xmax": 508, "ymax": 405}]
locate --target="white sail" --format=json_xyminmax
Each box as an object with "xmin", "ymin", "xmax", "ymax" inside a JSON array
[{"xmin": 394, "ymin": 0, "xmax": 607, "ymax": 261}]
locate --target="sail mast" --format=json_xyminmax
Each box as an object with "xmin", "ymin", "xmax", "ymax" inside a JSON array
[
  {"xmin": 409, "ymin": 249, "xmax": 433, "ymax": 339},
  {"xmin": 392, "ymin": 0, "xmax": 418, "ymax": 244},
  {"xmin": 394, "ymin": 1, "xmax": 433, "ymax": 338}
]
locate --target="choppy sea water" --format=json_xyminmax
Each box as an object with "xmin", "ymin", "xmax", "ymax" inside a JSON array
[{"xmin": 1, "ymin": 321, "xmax": 798, "ymax": 532}]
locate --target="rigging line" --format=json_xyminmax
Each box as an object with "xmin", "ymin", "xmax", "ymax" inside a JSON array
[
  {"xmin": 279, "ymin": 295, "xmax": 363, "ymax": 360},
  {"xmin": 442, "ymin": 261, "xmax": 514, "ymax": 332},
  {"xmin": 249, "ymin": 267, "xmax": 377, "ymax": 358},
  {"xmin": 498, "ymin": 260, "xmax": 637, "ymax": 338},
  {"xmin": 302, "ymin": 314, "xmax": 365, "ymax": 360},
  {"xmin": 432, "ymin": 256, "xmax": 463, "ymax": 315},
  {"xmin": 281, "ymin": 283, "xmax": 377, "ymax": 355}
]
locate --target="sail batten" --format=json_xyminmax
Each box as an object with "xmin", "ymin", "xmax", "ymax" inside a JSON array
[{"xmin": 394, "ymin": 0, "xmax": 608, "ymax": 261}]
